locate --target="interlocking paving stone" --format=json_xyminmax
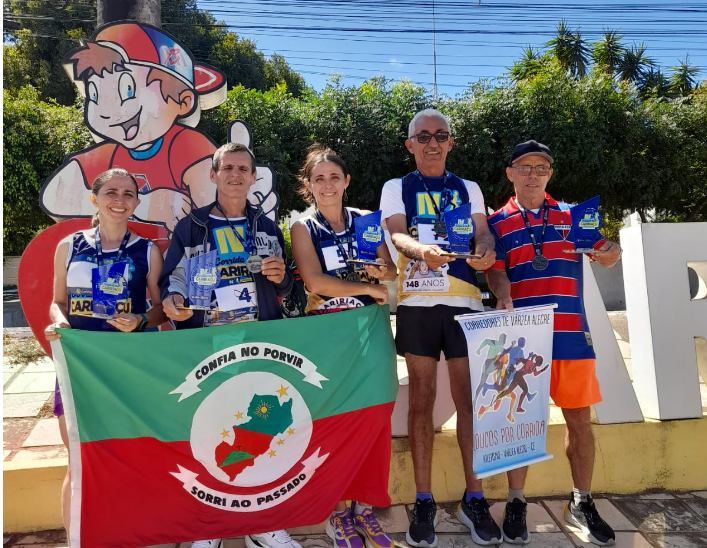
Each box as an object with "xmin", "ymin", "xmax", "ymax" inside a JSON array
[
  {"xmin": 432, "ymin": 501, "xmax": 469, "ymax": 533},
  {"xmin": 489, "ymin": 500, "xmax": 560, "ymax": 533},
  {"xmin": 4, "ymin": 372, "xmax": 14, "ymax": 387},
  {"xmin": 14, "ymin": 530, "xmax": 66, "ymax": 544},
  {"xmin": 222, "ymin": 539, "xmax": 246, "ymax": 548},
  {"xmin": 392, "ymin": 532, "xmax": 495, "ymax": 548},
  {"xmin": 612, "ymin": 500, "xmax": 705, "ymax": 533},
  {"xmin": 371, "ymin": 504, "xmax": 410, "ymax": 533},
  {"xmin": 675, "ymin": 494, "xmax": 696, "ymax": 499},
  {"xmin": 291, "ymin": 534, "xmax": 330, "ymax": 548},
  {"xmin": 694, "ymin": 492, "xmax": 707, "ymax": 499},
  {"xmin": 3, "ymin": 417, "xmax": 37, "ymax": 450},
  {"xmin": 3, "ymin": 361, "xmax": 23, "ymax": 374},
  {"xmin": 647, "ymin": 532, "xmax": 707, "ymax": 547},
  {"xmin": 3, "ymin": 535, "xmax": 11, "ymax": 545},
  {"xmin": 3, "ymin": 393, "xmax": 52, "ymax": 418},
  {"xmin": 5, "ymin": 372, "xmax": 56, "ymax": 394},
  {"xmin": 22, "ymin": 419, "xmax": 63, "ymax": 447},
  {"xmin": 593, "ymin": 499, "xmax": 638, "ymax": 531},
  {"xmin": 288, "ymin": 518, "xmax": 327, "ymax": 535},
  {"xmin": 23, "ymin": 358, "xmax": 55, "ymax": 373},
  {"xmin": 3, "ymin": 450, "xmax": 10, "ymax": 460},
  {"xmin": 570, "ymin": 531, "xmax": 652, "ymax": 547}
]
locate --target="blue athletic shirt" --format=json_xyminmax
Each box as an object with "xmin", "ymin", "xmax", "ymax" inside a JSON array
[
  {"xmin": 299, "ymin": 207, "xmax": 380, "ymax": 314},
  {"xmin": 65, "ymin": 230, "xmax": 151, "ymax": 331},
  {"xmin": 488, "ymin": 194, "xmax": 606, "ymax": 360},
  {"xmin": 380, "ymin": 171, "xmax": 486, "ymax": 310}
]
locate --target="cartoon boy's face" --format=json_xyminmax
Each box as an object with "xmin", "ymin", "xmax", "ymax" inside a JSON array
[{"xmin": 85, "ymin": 62, "xmax": 193, "ymax": 149}]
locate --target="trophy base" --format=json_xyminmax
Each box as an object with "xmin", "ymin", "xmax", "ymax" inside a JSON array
[
  {"xmin": 562, "ymin": 249, "xmax": 606, "ymax": 254},
  {"xmin": 440, "ymin": 252, "xmax": 482, "ymax": 260},
  {"xmin": 346, "ymin": 259, "xmax": 384, "ymax": 266}
]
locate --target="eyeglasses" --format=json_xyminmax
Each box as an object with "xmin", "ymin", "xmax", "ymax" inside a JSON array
[
  {"xmin": 410, "ymin": 131, "xmax": 451, "ymax": 144},
  {"xmin": 513, "ymin": 165, "xmax": 552, "ymax": 176}
]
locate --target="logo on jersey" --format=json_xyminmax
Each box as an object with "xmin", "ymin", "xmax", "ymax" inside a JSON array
[{"xmin": 555, "ymin": 224, "xmax": 571, "ymax": 241}]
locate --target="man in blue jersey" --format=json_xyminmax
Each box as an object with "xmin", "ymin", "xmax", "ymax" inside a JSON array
[
  {"xmin": 380, "ymin": 109, "xmax": 502, "ymax": 547},
  {"xmin": 487, "ymin": 140, "xmax": 621, "ymax": 546}
]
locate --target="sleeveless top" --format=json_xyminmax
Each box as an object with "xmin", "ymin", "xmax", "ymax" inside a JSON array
[
  {"xmin": 300, "ymin": 207, "xmax": 380, "ymax": 314},
  {"xmin": 65, "ymin": 230, "xmax": 152, "ymax": 331}
]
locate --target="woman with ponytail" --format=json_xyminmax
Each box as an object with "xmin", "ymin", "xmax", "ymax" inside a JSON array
[{"xmin": 44, "ymin": 168, "xmax": 167, "ymax": 537}]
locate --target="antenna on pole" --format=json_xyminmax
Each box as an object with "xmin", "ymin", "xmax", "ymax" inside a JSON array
[{"xmin": 432, "ymin": 0, "xmax": 438, "ymax": 101}]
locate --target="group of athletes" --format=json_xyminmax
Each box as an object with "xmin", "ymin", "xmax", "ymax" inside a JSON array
[{"xmin": 44, "ymin": 107, "xmax": 621, "ymax": 548}]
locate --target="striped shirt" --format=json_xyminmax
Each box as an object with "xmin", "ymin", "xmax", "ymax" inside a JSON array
[{"xmin": 488, "ymin": 194, "xmax": 605, "ymax": 360}]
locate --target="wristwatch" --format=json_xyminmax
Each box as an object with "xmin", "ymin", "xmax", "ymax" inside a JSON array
[{"xmin": 135, "ymin": 314, "xmax": 149, "ymax": 332}]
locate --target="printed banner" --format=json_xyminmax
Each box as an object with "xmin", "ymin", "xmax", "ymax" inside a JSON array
[
  {"xmin": 457, "ymin": 305, "xmax": 556, "ymax": 478},
  {"xmin": 52, "ymin": 305, "xmax": 397, "ymax": 548}
]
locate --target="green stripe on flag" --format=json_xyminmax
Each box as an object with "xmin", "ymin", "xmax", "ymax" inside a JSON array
[{"xmin": 57, "ymin": 305, "xmax": 398, "ymax": 443}]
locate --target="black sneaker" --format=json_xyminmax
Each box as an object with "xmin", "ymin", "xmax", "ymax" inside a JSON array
[
  {"xmin": 564, "ymin": 493, "xmax": 616, "ymax": 546},
  {"xmin": 457, "ymin": 496, "xmax": 502, "ymax": 545},
  {"xmin": 502, "ymin": 498, "xmax": 530, "ymax": 544},
  {"xmin": 406, "ymin": 498, "xmax": 439, "ymax": 548}
]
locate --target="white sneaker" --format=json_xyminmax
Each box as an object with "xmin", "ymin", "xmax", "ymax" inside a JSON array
[
  {"xmin": 245, "ymin": 530, "xmax": 303, "ymax": 548},
  {"xmin": 191, "ymin": 541, "xmax": 222, "ymax": 548}
]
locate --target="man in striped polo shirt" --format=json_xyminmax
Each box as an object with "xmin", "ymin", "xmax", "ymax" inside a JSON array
[{"xmin": 487, "ymin": 140, "xmax": 621, "ymax": 546}]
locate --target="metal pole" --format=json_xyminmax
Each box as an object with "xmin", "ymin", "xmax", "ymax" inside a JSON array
[
  {"xmin": 432, "ymin": 0, "xmax": 438, "ymax": 101},
  {"xmin": 97, "ymin": 0, "xmax": 161, "ymax": 27}
]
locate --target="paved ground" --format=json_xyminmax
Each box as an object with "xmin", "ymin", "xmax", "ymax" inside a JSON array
[
  {"xmin": 3, "ymin": 492, "xmax": 707, "ymax": 548},
  {"xmin": 4, "ymin": 314, "xmax": 707, "ymax": 547}
]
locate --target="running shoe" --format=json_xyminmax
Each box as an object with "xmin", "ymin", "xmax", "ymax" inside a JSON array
[
  {"xmin": 191, "ymin": 541, "xmax": 222, "ymax": 548},
  {"xmin": 245, "ymin": 531, "xmax": 303, "ymax": 548},
  {"xmin": 406, "ymin": 498, "xmax": 439, "ymax": 548},
  {"xmin": 352, "ymin": 504, "xmax": 393, "ymax": 548},
  {"xmin": 326, "ymin": 509, "xmax": 364, "ymax": 548},
  {"xmin": 457, "ymin": 496, "xmax": 502, "ymax": 545},
  {"xmin": 502, "ymin": 498, "xmax": 530, "ymax": 544},
  {"xmin": 564, "ymin": 494, "xmax": 616, "ymax": 546}
]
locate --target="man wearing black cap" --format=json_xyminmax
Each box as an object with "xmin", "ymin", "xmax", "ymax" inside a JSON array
[{"xmin": 486, "ymin": 140, "xmax": 621, "ymax": 546}]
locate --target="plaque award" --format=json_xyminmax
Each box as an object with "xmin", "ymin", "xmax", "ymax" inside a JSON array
[
  {"xmin": 439, "ymin": 203, "xmax": 481, "ymax": 260},
  {"xmin": 347, "ymin": 210, "xmax": 385, "ymax": 267},
  {"xmin": 564, "ymin": 196, "xmax": 605, "ymax": 254},
  {"xmin": 185, "ymin": 250, "xmax": 221, "ymax": 310},
  {"xmin": 91, "ymin": 261, "xmax": 129, "ymax": 318}
]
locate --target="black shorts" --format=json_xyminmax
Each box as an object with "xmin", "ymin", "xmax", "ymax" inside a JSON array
[{"xmin": 395, "ymin": 305, "xmax": 475, "ymax": 360}]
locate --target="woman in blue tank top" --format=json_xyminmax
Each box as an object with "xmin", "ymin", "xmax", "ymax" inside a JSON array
[
  {"xmin": 291, "ymin": 145, "xmax": 396, "ymax": 548},
  {"xmin": 43, "ymin": 168, "xmax": 167, "ymax": 537}
]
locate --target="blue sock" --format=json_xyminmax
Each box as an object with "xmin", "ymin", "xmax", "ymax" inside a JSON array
[
  {"xmin": 416, "ymin": 492, "xmax": 433, "ymax": 501},
  {"xmin": 465, "ymin": 491, "xmax": 484, "ymax": 503}
]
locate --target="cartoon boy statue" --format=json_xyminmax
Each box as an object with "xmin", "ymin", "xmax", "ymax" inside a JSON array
[{"xmin": 40, "ymin": 22, "xmax": 227, "ymax": 232}]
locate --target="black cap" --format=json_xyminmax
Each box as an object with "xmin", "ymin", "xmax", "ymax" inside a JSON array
[{"xmin": 510, "ymin": 140, "xmax": 553, "ymax": 165}]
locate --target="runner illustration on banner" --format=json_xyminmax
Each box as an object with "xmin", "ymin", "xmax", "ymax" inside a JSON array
[{"xmin": 457, "ymin": 304, "xmax": 557, "ymax": 478}]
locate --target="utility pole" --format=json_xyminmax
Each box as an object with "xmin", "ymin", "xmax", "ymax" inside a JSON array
[
  {"xmin": 97, "ymin": 0, "xmax": 161, "ymax": 27},
  {"xmin": 432, "ymin": 0, "xmax": 438, "ymax": 101}
]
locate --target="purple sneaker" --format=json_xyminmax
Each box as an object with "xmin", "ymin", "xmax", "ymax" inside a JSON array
[
  {"xmin": 327, "ymin": 509, "xmax": 364, "ymax": 548},
  {"xmin": 353, "ymin": 507, "xmax": 393, "ymax": 548}
]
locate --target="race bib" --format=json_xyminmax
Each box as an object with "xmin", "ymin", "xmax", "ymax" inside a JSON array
[{"xmin": 207, "ymin": 281, "xmax": 258, "ymax": 325}]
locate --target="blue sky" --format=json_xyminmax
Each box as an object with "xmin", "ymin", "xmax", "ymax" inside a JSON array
[{"xmin": 196, "ymin": 0, "xmax": 707, "ymax": 96}]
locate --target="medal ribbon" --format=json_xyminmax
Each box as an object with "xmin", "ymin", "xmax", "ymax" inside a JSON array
[
  {"xmin": 420, "ymin": 174, "xmax": 451, "ymax": 227},
  {"xmin": 94, "ymin": 227, "xmax": 131, "ymax": 267},
  {"xmin": 216, "ymin": 203, "xmax": 257, "ymax": 255},
  {"xmin": 516, "ymin": 199, "xmax": 549, "ymax": 258},
  {"xmin": 315, "ymin": 209, "xmax": 355, "ymax": 272}
]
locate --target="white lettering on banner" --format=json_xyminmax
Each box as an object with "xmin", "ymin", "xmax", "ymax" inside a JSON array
[
  {"xmin": 170, "ymin": 343, "xmax": 329, "ymax": 401},
  {"xmin": 457, "ymin": 305, "xmax": 557, "ymax": 479},
  {"xmin": 171, "ymin": 449, "xmax": 328, "ymax": 512}
]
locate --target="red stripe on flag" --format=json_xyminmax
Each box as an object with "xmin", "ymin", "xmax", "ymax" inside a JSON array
[
  {"xmin": 512, "ymin": 277, "xmax": 578, "ymax": 299},
  {"xmin": 77, "ymin": 403, "xmax": 393, "ymax": 548}
]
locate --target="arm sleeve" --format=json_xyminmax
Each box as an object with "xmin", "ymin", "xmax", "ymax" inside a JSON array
[
  {"xmin": 158, "ymin": 220, "xmax": 190, "ymax": 300},
  {"xmin": 464, "ymin": 180, "xmax": 487, "ymax": 216},
  {"xmin": 380, "ymin": 179, "xmax": 405, "ymax": 226}
]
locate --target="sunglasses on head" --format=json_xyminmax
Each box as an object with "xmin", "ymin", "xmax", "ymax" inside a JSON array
[{"xmin": 410, "ymin": 131, "xmax": 451, "ymax": 144}]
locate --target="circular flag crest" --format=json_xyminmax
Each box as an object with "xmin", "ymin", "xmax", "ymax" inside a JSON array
[{"xmin": 190, "ymin": 371, "xmax": 313, "ymax": 487}]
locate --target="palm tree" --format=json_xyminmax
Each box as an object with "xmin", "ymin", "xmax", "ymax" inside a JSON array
[
  {"xmin": 592, "ymin": 30, "xmax": 624, "ymax": 78},
  {"xmin": 668, "ymin": 55, "xmax": 701, "ymax": 96},
  {"xmin": 617, "ymin": 43, "xmax": 654, "ymax": 85},
  {"xmin": 546, "ymin": 20, "xmax": 589, "ymax": 78},
  {"xmin": 639, "ymin": 68, "xmax": 669, "ymax": 99},
  {"xmin": 509, "ymin": 46, "xmax": 543, "ymax": 81}
]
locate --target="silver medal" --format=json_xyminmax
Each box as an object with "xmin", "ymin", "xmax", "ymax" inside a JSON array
[
  {"xmin": 532, "ymin": 255, "xmax": 549, "ymax": 271},
  {"xmin": 246, "ymin": 254, "xmax": 263, "ymax": 273}
]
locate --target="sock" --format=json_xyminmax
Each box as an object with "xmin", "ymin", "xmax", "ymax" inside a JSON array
[
  {"xmin": 464, "ymin": 491, "xmax": 484, "ymax": 503},
  {"xmin": 416, "ymin": 492, "xmax": 433, "ymax": 501},
  {"xmin": 573, "ymin": 488, "xmax": 591, "ymax": 505},
  {"xmin": 508, "ymin": 488, "xmax": 526, "ymax": 503},
  {"xmin": 332, "ymin": 508, "xmax": 349, "ymax": 518},
  {"xmin": 353, "ymin": 502, "xmax": 372, "ymax": 516}
]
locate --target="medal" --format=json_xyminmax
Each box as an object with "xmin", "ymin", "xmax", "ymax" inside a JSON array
[
  {"xmin": 433, "ymin": 219, "xmax": 448, "ymax": 237},
  {"xmin": 246, "ymin": 254, "xmax": 263, "ymax": 273},
  {"xmin": 345, "ymin": 271, "xmax": 360, "ymax": 283},
  {"xmin": 532, "ymin": 255, "xmax": 549, "ymax": 271}
]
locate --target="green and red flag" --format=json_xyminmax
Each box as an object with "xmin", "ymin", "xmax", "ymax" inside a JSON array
[{"xmin": 52, "ymin": 305, "xmax": 398, "ymax": 548}]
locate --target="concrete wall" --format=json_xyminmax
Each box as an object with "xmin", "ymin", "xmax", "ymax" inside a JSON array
[{"xmin": 590, "ymin": 259, "xmax": 626, "ymax": 311}]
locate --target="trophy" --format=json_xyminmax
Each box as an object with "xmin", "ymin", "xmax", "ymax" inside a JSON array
[
  {"xmin": 564, "ymin": 196, "xmax": 604, "ymax": 254},
  {"xmin": 347, "ymin": 210, "xmax": 385, "ymax": 267},
  {"xmin": 440, "ymin": 203, "xmax": 480, "ymax": 260},
  {"xmin": 185, "ymin": 250, "xmax": 221, "ymax": 309},
  {"xmin": 91, "ymin": 261, "xmax": 129, "ymax": 318}
]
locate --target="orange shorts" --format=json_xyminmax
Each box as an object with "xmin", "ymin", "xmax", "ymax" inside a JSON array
[{"xmin": 550, "ymin": 359, "xmax": 602, "ymax": 409}]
